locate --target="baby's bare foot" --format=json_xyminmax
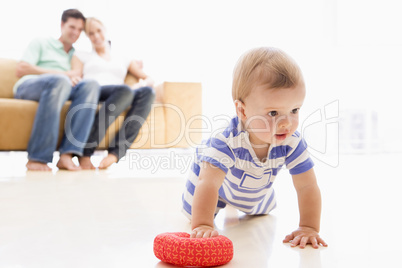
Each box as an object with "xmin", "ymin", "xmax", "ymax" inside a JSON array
[
  {"xmin": 26, "ymin": 160, "xmax": 52, "ymax": 171},
  {"xmin": 99, "ymin": 154, "xmax": 118, "ymax": 169},
  {"xmin": 56, "ymin": 154, "xmax": 81, "ymax": 171},
  {"xmin": 79, "ymin": 156, "xmax": 95, "ymax": 170}
]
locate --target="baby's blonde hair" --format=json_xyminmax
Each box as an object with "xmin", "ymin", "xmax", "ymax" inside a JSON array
[{"xmin": 232, "ymin": 47, "xmax": 303, "ymax": 102}]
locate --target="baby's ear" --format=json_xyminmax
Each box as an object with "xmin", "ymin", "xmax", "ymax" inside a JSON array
[{"xmin": 234, "ymin": 100, "xmax": 247, "ymax": 121}]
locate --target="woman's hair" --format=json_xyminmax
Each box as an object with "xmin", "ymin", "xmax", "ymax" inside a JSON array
[
  {"xmin": 84, "ymin": 17, "xmax": 111, "ymax": 46},
  {"xmin": 84, "ymin": 17, "xmax": 104, "ymax": 35},
  {"xmin": 232, "ymin": 47, "xmax": 304, "ymax": 102}
]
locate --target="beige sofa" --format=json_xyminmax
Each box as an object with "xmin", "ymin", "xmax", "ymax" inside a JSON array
[{"xmin": 0, "ymin": 58, "xmax": 202, "ymax": 151}]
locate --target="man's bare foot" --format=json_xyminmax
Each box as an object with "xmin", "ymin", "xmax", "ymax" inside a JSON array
[
  {"xmin": 79, "ymin": 156, "xmax": 95, "ymax": 170},
  {"xmin": 56, "ymin": 154, "xmax": 81, "ymax": 171},
  {"xmin": 99, "ymin": 154, "xmax": 118, "ymax": 169},
  {"xmin": 26, "ymin": 160, "xmax": 52, "ymax": 171}
]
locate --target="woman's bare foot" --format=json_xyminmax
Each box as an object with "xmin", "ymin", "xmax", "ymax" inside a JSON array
[
  {"xmin": 56, "ymin": 154, "xmax": 81, "ymax": 171},
  {"xmin": 99, "ymin": 154, "xmax": 118, "ymax": 169},
  {"xmin": 79, "ymin": 156, "xmax": 96, "ymax": 170},
  {"xmin": 26, "ymin": 160, "xmax": 52, "ymax": 171}
]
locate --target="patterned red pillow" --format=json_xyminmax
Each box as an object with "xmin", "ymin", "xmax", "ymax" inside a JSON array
[{"xmin": 154, "ymin": 232, "xmax": 234, "ymax": 267}]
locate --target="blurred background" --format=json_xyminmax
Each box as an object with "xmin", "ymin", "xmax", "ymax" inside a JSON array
[{"xmin": 1, "ymin": 0, "xmax": 401, "ymax": 165}]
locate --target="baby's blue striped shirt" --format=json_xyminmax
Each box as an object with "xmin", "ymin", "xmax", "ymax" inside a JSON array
[{"xmin": 182, "ymin": 116, "xmax": 314, "ymax": 218}]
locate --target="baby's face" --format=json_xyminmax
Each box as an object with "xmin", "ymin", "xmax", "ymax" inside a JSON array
[{"xmin": 241, "ymin": 84, "xmax": 306, "ymax": 147}]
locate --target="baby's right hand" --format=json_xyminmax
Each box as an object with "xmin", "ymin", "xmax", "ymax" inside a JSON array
[{"xmin": 191, "ymin": 225, "xmax": 219, "ymax": 238}]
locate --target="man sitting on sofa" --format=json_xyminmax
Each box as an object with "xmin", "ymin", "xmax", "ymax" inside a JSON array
[{"xmin": 13, "ymin": 9, "xmax": 100, "ymax": 171}]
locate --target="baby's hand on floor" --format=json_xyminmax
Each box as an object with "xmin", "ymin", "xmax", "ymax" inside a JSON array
[
  {"xmin": 191, "ymin": 225, "xmax": 219, "ymax": 238},
  {"xmin": 283, "ymin": 226, "xmax": 328, "ymax": 249}
]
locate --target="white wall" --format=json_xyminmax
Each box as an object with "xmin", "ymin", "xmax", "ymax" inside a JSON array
[{"xmin": 1, "ymin": 0, "xmax": 401, "ymax": 155}]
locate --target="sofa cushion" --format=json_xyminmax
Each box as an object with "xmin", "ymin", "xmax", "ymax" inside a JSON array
[
  {"xmin": 0, "ymin": 98, "xmax": 39, "ymax": 150},
  {"xmin": 0, "ymin": 58, "xmax": 18, "ymax": 98},
  {"xmin": 0, "ymin": 99, "xmax": 73, "ymax": 150}
]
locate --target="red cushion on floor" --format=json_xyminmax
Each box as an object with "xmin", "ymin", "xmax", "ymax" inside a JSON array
[{"xmin": 153, "ymin": 232, "xmax": 234, "ymax": 267}]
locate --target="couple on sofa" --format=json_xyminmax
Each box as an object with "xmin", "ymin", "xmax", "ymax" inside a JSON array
[{"xmin": 13, "ymin": 9, "xmax": 155, "ymax": 171}]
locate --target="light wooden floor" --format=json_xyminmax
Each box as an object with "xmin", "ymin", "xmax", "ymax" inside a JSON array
[{"xmin": 0, "ymin": 149, "xmax": 400, "ymax": 268}]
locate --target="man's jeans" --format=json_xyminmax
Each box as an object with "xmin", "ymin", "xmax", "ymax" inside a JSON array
[
  {"xmin": 83, "ymin": 85, "xmax": 155, "ymax": 161},
  {"xmin": 15, "ymin": 74, "xmax": 100, "ymax": 163}
]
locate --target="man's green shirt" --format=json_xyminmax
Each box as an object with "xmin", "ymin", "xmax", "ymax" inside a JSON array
[{"xmin": 13, "ymin": 37, "xmax": 75, "ymax": 94}]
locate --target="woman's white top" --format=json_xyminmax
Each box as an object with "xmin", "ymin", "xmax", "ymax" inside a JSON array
[{"xmin": 75, "ymin": 50, "xmax": 131, "ymax": 86}]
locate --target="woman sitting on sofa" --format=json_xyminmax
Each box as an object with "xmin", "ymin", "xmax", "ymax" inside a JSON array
[{"xmin": 74, "ymin": 17, "xmax": 155, "ymax": 169}]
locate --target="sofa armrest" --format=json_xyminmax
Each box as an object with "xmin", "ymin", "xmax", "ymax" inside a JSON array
[{"xmin": 160, "ymin": 82, "xmax": 202, "ymax": 148}]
